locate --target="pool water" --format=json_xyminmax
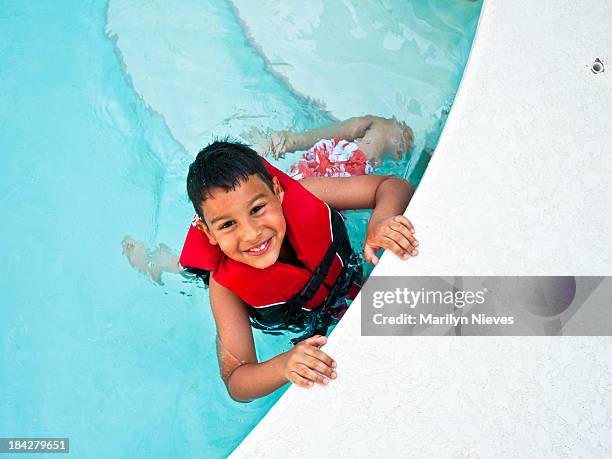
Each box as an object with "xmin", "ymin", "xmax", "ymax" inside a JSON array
[{"xmin": 0, "ymin": 1, "xmax": 481, "ymax": 457}]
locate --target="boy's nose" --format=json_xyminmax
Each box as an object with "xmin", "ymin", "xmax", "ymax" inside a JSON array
[{"xmin": 240, "ymin": 220, "xmax": 261, "ymax": 243}]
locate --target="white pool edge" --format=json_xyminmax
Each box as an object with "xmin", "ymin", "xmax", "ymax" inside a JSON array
[{"xmin": 231, "ymin": 0, "xmax": 612, "ymax": 456}]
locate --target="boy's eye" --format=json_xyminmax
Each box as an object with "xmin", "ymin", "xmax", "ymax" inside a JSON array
[
  {"xmin": 251, "ymin": 204, "xmax": 265, "ymax": 214},
  {"xmin": 219, "ymin": 220, "xmax": 234, "ymax": 230}
]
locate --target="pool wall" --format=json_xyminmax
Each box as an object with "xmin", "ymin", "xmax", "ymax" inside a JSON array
[{"xmin": 232, "ymin": 0, "xmax": 612, "ymax": 456}]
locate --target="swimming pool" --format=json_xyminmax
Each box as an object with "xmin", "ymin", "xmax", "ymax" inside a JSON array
[{"xmin": 0, "ymin": 1, "xmax": 481, "ymax": 457}]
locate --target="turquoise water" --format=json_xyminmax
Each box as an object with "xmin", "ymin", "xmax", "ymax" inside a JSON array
[{"xmin": 0, "ymin": 1, "xmax": 481, "ymax": 457}]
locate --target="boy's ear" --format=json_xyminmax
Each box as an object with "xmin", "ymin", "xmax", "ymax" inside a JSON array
[
  {"xmin": 196, "ymin": 219, "xmax": 218, "ymax": 245},
  {"xmin": 271, "ymin": 176, "xmax": 284, "ymax": 204}
]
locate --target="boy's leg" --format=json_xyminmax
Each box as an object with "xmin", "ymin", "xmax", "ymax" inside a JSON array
[
  {"xmin": 281, "ymin": 116, "xmax": 375, "ymax": 153},
  {"xmin": 242, "ymin": 116, "xmax": 376, "ymax": 159},
  {"xmin": 242, "ymin": 115, "xmax": 413, "ymax": 162}
]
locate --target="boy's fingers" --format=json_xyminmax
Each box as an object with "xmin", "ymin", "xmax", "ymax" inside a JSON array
[
  {"xmin": 289, "ymin": 371, "xmax": 313, "ymax": 388},
  {"xmin": 388, "ymin": 223, "xmax": 419, "ymax": 248},
  {"xmin": 303, "ymin": 356, "xmax": 335, "ymax": 379},
  {"xmin": 384, "ymin": 229, "xmax": 413, "ymax": 252},
  {"xmin": 384, "ymin": 225, "xmax": 419, "ymax": 255},
  {"xmin": 305, "ymin": 347, "xmax": 336, "ymax": 370},
  {"xmin": 302, "ymin": 354, "xmax": 335, "ymax": 378},
  {"xmin": 381, "ymin": 236, "xmax": 404, "ymax": 253},
  {"xmin": 302, "ymin": 335, "xmax": 327, "ymax": 347},
  {"xmin": 295, "ymin": 364, "xmax": 330, "ymax": 386},
  {"xmin": 382, "ymin": 236, "xmax": 417, "ymax": 259},
  {"xmin": 364, "ymin": 244, "xmax": 379, "ymax": 265},
  {"xmin": 394, "ymin": 215, "xmax": 415, "ymax": 234}
]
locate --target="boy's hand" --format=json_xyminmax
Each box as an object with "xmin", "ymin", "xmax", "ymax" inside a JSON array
[
  {"xmin": 282, "ymin": 335, "xmax": 337, "ymax": 388},
  {"xmin": 364, "ymin": 215, "xmax": 418, "ymax": 265}
]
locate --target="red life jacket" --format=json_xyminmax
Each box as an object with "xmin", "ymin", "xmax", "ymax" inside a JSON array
[{"xmin": 179, "ymin": 161, "xmax": 353, "ymax": 325}]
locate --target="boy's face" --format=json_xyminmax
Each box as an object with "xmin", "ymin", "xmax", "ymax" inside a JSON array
[{"xmin": 197, "ymin": 175, "xmax": 286, "ymax": 270}]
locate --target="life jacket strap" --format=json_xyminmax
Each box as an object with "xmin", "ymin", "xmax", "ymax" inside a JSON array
[
  {"xmin": 289, "ymin": 233, "xmax": 339, "ymax": 318},
  {"xmin": 297, "ymin": 240, "xmax": 338, "ymax": 301}
]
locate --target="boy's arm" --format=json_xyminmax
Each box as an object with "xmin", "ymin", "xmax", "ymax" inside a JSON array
[
  {"xmin": 300, "ymin": 174, "xmax": 418, "ymax": 264},
  {"xmin": 210, "ymin": 277, "xmax": 286, "ymax": 402},
  {"xmin": 210, "ymin": 277, "xmax": 336, "ymax": 402}
]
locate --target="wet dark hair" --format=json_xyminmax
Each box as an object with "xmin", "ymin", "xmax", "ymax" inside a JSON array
[{"xmin": 187, "ymin": 140, "xmax": 274, "ymax": 220}]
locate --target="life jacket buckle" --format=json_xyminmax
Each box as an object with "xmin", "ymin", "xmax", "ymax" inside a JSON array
[{"xmin": 299, "ymin": 267, "xmax": 326, "ymax": 299}]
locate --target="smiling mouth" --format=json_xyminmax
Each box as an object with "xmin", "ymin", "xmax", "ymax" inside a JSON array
[{"xmin": 244, "ymin": 238, "xmax": 272, "ymax": 256}]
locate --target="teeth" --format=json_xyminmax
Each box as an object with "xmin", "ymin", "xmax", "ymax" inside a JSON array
[{"xmin": 249, "ymin": 241, "xmax": 267, "ymax": 252}]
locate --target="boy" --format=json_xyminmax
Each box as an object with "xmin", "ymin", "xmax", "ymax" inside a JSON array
[
  {"xmin": 122, "ymin": 115, "xmax": 414, "ymax": 283},
  {"xmin": 180, "ymin": 140, "xmax": 417, "ymax": 402}
]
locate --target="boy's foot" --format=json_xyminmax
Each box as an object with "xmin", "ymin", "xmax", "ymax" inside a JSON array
[
  {"xmin": 386, "ymin": 118, "xmax": 413, "ymax": 161},
  {"xmin": 121, "ymin": 236, "xmax": 178, "ymax": 285},
  {"xmin": 398, "ymin": 121, "xmax": 414, "ymax": 160},
  {"xmin": 357, "ymin": 117, "xmax": 413, "ymax": 162},
  {"xmin": 121, "ymin": 236, "xmax": 150, "ymax": 276},
  {"xmin": 241, "ymin": 127, "xmax": 287, "ymax": 159}
]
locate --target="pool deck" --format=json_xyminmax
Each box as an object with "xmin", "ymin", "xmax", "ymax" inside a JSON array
[{"xmin": 232, "ymin": 0, "xmax": 612, "ymax": 457}]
